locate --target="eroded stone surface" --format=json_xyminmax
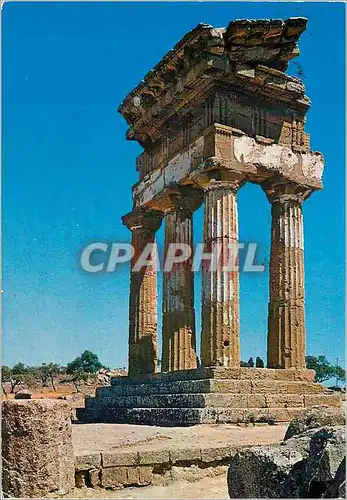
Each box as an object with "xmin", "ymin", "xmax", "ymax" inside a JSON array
[
  {"xmin": 80, "ymin": 369, "xmax": 341, "ymax": 426},
  {"xmin": 162, "ymin": 190, "xmax": 202, "ymax": 372},
  {"xmin": 284, "ymin": 405, "xmax": 346, "ymax": 441},
  {"xmin": 227, "ymin": 425, "xmax": 345, "ymax": 498},
  {"xmin": 2, "ymin": 400, "xmax": 75, "ymax": 498},
  {"xmin": 122, "ymin": 209, "xmax": 163, "ymax": 377},
  {"xmin": 201, "ymin": 178, "xmax": 243, "ymax": 368},
  {"xmin": 263, "ymin": 182, "xmax": 311, "ymax": 369},
  {"xmin": 132, "ymin": 133, "xmax": 323, "ymax": 209}
]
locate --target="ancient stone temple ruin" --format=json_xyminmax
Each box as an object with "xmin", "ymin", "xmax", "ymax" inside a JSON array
[{"xmin": 81, "ymin": 18, "xmax": 341, "ymax": 425}]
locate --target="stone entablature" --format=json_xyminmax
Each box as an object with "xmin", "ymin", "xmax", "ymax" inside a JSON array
[
  {"xmin": 133, "ymin": 124, "xmax": 323, "ymax": 210},
  {"xmin": 118, "ymin": 20, "xmax": 308, "ymax": 132},
  {"xmin": 119, "ymin": 19, "xmax": 311, "ymax": 182},
  {"xmin": 135, "ymin": 96, "xmax": 310, "ymax": 180}
]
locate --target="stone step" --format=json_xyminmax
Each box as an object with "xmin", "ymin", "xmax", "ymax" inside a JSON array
[
  {"xmin": 111, "ymin": 367, "xmax": 315, "ymax": 386},
  {"xmin": 97, "ymin": 379, "xmax": 326, "ymax": 398},
  {"xmin": 86, "ymin": 392, "xmax": 341, "ymax": 411},
  {"xmin": 77, "ymin": 406, "xmax": 307, "ymax": 426}
]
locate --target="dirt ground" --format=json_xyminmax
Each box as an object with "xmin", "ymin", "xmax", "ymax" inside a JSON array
[
  {"xmin": 2, "ymin": 384, "xmax": 86, "ymax": 401},
  {"xmin": 72, "ymin": 421, "xmax": 287, "ymax": 455}
]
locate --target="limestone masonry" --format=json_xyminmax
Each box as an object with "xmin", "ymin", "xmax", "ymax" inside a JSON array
[
  {"xmin": 80, "ymin": 18, "xmax": 340, "ymax": 425},
  {"xmin": 2, "ymin": 400, "xmax": 75, "ymax": 497}
]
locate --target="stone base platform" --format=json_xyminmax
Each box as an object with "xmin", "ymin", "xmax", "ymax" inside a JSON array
[
  {"xmin": 73, "ymin": 422, "xmax": 288, "ymax": 490},
  {"xmin": 77, "ymin": 368, "xmax": 341, "ymax": 426}
]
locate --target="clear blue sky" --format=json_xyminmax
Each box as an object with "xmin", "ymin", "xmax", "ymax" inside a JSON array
[{"xmin": 3, "ymin": 2, "xmax": 345, "ymax": 369}]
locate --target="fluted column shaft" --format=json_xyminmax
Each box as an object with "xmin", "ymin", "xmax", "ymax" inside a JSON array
[
  {"xmin": 122, "ymin": 210, "xmax": 163, "ymax": 377},
  {"xmin": 162, "ymin": 205, "xmax": 197, "ymax": 372},
  {"xmin": 201, "ymin": 180, "xmax": 241, "ymax": 368},
  {"xmin": 265, "ymin": 183, "xmax": 310, "ymax": 369}
]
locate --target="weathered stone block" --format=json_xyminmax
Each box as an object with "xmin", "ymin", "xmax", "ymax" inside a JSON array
[
  {"xmin": 228, "ymin": 425, "xmax": 345, "ymax": 498},
  {"xmin": 209, "ymin": 408, "xmax": 246, "ymax": 423},
  {"xmin": 278, "ymin": 122, "xmax": 292, "ymax": 145},
  {"xmin": 206, "ymin": 393, "xmax": 248, "ymax": 408},
  {"xmin": 294, "ymin": 369, "xmax": 315, "ymax": 381},
  {"xmin": 211, "ymin": 379, "xmax": 251, "ymax": 393},
  {"xmin": 227, "ymin": 394, "xmax": 249, "ymax": 408},
  {"xmin": 284, "ymin": 406, "xmax": 345, "ymax": 440},
  {"xmin": 102, "ymin": 450, "xmax": 139, "ymax": 467},
  {"xmin": 266, "ymin": 394, "xmax": 304, "ymax": 408},
  {"xmin": 303, "ymin": 383, "xmax": 326, "ymax": 394},
  {"xmin": 75, "ymin": 453, "xmax": 101, "ymax": 472},
  {"xmin": 287, "ymin": 80, "xmax": 304, "ymax": 93},
  {"xmin": 139, "ymin": 466, "xmax": 153, "ymax": 485},
  {"xmin": 14, "ymin": 390, "xmax": 32, "ymax": 399},
  {"xmin": 251, "ymin": 381, "xmax": 281, "ymax": 394},
  {"xmin": 274, "ymin": 370, "xmax": 296, "ymax": 381},
  {"xmin": 323, "ymin": 456, "xmax": 346, "ymax": 498},
  {"xmin": 269, "ymin": 408, "xmax": 302, "ymax": 422},
  {"xmin": 201, "ymin": 446, "xmax": 231, "ymax": 463},
  {"xmin": 235, "ymin": 65, "xmax": 255, "ymax": 78},
  {"xmin": 244, "ymin": 408, "xmax": 270, "ymax": 422},
  {"xmin": 304, "ymin": 395, "xmax": 342, "ymax": 408},
  {"xmin": 203, "ymin": 130, "xmax": 216, "ymax": 158},
  {"xmin": 169, "ymin": 447, "xmax": 202, "ymax": 463},
  {"xmin": 215, "ymin": 133, "xmax": 232, "ymax": 159},
  {"xmin": 208, "ymin": 367, "xmax": 241, "ymax": 379},
  {"xmin": 139, "ymin": 450, "xmax": 170, "ymax": 465},
  {"xmin": 88, "ymin": 469, "xmax": 101, "ymax": 488},
  {"xmin": 247, "ymin": 394, "xmax": 267, "ymax": 408},
  {"xmin": 126, "ymin": 466, "xmax": 141, "ymax": 485},
  {"xmin": 2, "ymin": 400, "xmax": 75, "ymax": 498},
  {"xmin": 283, "ymin": 382, "xmax": 305, "ymax": 394},
  {"xmin": 101, "ymin": 466, "xmax": 128, "ymax": 488},
  {"xmin": 241, "ymin": 368, "xmax": 276, "ymax": 380}
]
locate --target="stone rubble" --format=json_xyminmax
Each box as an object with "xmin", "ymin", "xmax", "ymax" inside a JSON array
[
  {"xmin": 227, "ymin": 424, "xmax": 345, "ymax": 498},
  {"xmin": 284, "ymin": 405, "xmax": 346, "ymax": 440}
]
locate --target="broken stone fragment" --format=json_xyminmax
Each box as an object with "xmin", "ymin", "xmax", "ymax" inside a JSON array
[
  {"xmin": 227, "ymin": 425, "xmax": 345, "ymax": 498},
  {"xmin": 284, "ymin": 405, "xmax": 346, "ymax": 440},
  {"xmin": 223, "ymin": 17, "xmax": 307, "ymax": 70},
  {"xmin": 14, "ymin": 389, "xmax": 32, "ymax": 399}
]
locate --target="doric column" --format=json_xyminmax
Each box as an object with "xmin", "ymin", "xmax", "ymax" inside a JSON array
[
  {"xmin": 201, "ymin": 178, "xmax": 243, "ymax": 368},
  {"xmin": 263, "ymin": 181, "xmax": 312, "ymax": 369},
  {"xmin": 162, "ymin": 191, "xmax": 202, "ymax": 372},
  {"xmin": 122, "ymin": 209, "xmax": 163, "ymax": 377}
]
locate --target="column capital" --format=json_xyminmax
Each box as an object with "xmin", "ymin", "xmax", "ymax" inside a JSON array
[
  {"xmin": 122, "ymin": 208, "xmax": 163, "ymax": 232},
  {"xmin": 193, "ymin": 169, "xmax": 246, "ymax": 193},
  {"xmin": 203, "ymin": 180, "xmax": 239, "ymax": 193},
  {"xmin": 168, "ymin": 186, "xmax": 203, "ymax": 215},
  {"xmin": 203, "ymin": 173, "xmax": 246, "ymax": 193},
  {"xmin": 262, "ymin": 180, "xmax": 313, "ymax": 204}
]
